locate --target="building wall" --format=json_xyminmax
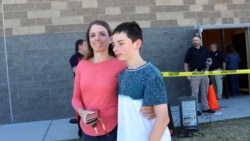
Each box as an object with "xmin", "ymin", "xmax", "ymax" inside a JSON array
[
  {"xmin": 1, "ymin": 0, "xmax": 250, "ymax": 123},
  {"xmin": 1, "ymin": 0, "xmax": 250, "ymax": 36}
]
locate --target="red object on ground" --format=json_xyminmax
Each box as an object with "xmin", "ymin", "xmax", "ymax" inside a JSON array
[{"xmin": 208, "ymin": 84, "xmax": 220, "ymax": 110}]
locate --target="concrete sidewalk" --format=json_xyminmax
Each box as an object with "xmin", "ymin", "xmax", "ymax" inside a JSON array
[{"xmin": 0, "ymin": 95, "xmax": 250, "ymax": 141}]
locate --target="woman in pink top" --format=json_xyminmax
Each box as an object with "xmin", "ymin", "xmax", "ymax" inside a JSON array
[{"xmin": 72, "ymin": 20, "xmax": 126, "ymax": 141}]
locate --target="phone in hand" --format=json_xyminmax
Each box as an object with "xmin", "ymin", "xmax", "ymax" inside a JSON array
[{"xmin": 86, "ymin": 110, "xmax": 99, "ymax": 124}]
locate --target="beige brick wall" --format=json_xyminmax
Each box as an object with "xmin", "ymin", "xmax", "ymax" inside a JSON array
[{"xmin": 1, "ymin": 0, "xmax": 250, "ymax": 36}]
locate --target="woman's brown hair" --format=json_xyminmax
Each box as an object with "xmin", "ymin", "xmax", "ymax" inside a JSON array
[{"xmin": 84, "ymin": 20, "xmax": 115, "ymax": 59}]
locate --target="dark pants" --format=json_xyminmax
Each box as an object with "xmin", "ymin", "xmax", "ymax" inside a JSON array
[
  {"xmin": 229, "ymin": 74, "xmax": 239, "ymax": 96},
  {"xmin": 81, "ymin": 126, "xmax": 117, "ymax": 141},
  {"xmin": 78, "ymin": 116, "xmax": 82, "ymax": 138}
]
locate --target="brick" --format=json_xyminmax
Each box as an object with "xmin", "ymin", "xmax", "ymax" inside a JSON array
[
  {"xmin": 82, "ymin": 0, "xmax": 98, "ymax": 8},
  {"xmin": 67, "ymin": 1, "xmax": 82, "ymax": 9},
  {"xmin": 45, "ymin": 25, "xmax": 61, "ymax": 33},
  {"xmin": 109, "ymin": 21, "xmax": 123, "ymax": 29},
  {"xmin": 4, "ymin": 19, "xmax": 20, "ymax": 28},
  {"xmin": 239, "ymin": 4, "xmax": 250, "ymax": 10},
  {"xmin": 99, "ymin": 14, "xmax": 128, "ymax": 22},
  {"xmin": 83, "ymin": 15, "xmax": 98, "ymax": 23},
  {"xmin": 209, "ymin": 11, "xmax": 221, "ymax": 18},
  {"xmin": 178, "ymin": 19, "xmax": 196, "ymax": 26},
  {"xmin": 4, "ymin": 0, "xmax": 27, "ymax": 4},
  {"xmin": 105, "ymin": 7, "xmax": 121, "ymax": 15},
  {"xmin": 234, "ymin": 17, "xmax": 240, "ymax": 23},
  {"xmin": 215, "ymin": 4, "xmax": 227, "ymax": 11},
  {"xmin": 52, "ymin": 16, "xmax": 83, "ymax": 25},
  {"xmin": 90, "ymin": 8, "xmax": 105, "ymax": 15},
  {"xmin": 203, "ymin": 5, "xmax": 215, "ymax": 11},
  {"xmin": 121, "ymin": 7, "xmax": 135, "ymax": 14},
  {"xmin": 27, "ymin": 0, "xmax": 43, "ymax": 2},
  {"xmin": 220, "ymin": 0, "xmax": 232, "ymax": 4},
  {"xmin": 76, "ymin": 23, "xmax": 89, "ymax": 32},
  {"xmin": 227, "ymin": 4, "xmax": 240, "ymax": 10},
  {"xmin": 239, "ymin": 17, "xmax": 246, "ymax": 23},
  {"xmin": 232, "ymin": 0, "xmax": 244, "ymax": 4},
  {"xmin": 245, "ymin": 17, "xmax": 250, "ymax": 23},
  {"xmin": 28, "ymin": 10, "xmax": 60, "ymax": 19},
  {"xmin": 12, "ymin": 26, "xmax": 45, "ymax": 35},
  {"xmin": 61, "ymin": 24, "xmax": 77, "ymax": 32},
  {"xmin": 60, "ymin": 9, "xmax": 91, "ymax": 17},
  {"xmin": 183, "ymin": 12, "xmax": 197, "ymax": 19},
  {"xmin": 189, "ymin": 5, "xmax": 203, "ymax": 12},
  {"xmin": 35, "ymin": 2, "xmax": 51, "ymax": 10},
  {"xmin": 234, "ymin": 11, "xmax": 246, "ymax": 17},
  {"xmin": 151, "ymin": 20, "xmax": 178, "ymax": 27},
  {"xmin": 195, "ymin": 0, "xmax": 209, "ymax": 5},
  {"xmin": 113, "ymin": 0, "xmax": 128, "ymax": 7},
  {"xmin": 221, "ymin": 11, "xmax": 234, "ymax": 18},
  {"xmin": 0, "ymin": 28, "xmax": 12, "ymax": 36},
  {"xmin": 4, "ymin": 11, "xmax": 28, "ymax": 19},
  {"xmin": 163, "ymin": 5, "xmax": 190, "ymax": 12},
  {"xmin": 156, "ymin": 12, "xmax": 183, "ymax": 20},
  {"xmin": 51, "ymin": 1, "xmax": 67, "ymax": 10},
  {"xmin": 151, "ymin": 6, "xmax": 164, "ymax": 13},
  {"xmin": 222, "ymin": 18, "xmax": 234, "ymax": 24},
  {"xmin": 4, "ymin": 3, "xmax": 35, "ymax": 12},
  {"xmin": 197, "ymin": 11, "xmax": 210, "ymax": 18},
  {"xmin": 20, "ymin": 19, "xmax": 36, "ymax": 26},
  {"xmin": 129, "ymin": 13, "xmax": 156, "ymax": 21},
  {"xmin": 155, "ymin": 0, "xmax": 183, "ymax": 6},
  {"xmin": 183, "ymin": 0, "xmax": 195, "ymax": 4},
  {"xmin": 137, "ymin": 21, "xmax": 151, "ymax": 28},
  {"xmin": 135, "ymin": 6, "xmax": 150, "ymax": 14},
  {"xmin": 36, "ymin": 18, "xmax": 52, "ymax": 25},
  {"xmin": 98, "ymin": 0, "xmax": 113, "ymax": 7},
  {"xmin": 128, "ymin": 0, "xmax": 141, "ymax": 6},
  {"xmin": 142, "ymin": 0, "xmax": 155, "ymax": 5}
]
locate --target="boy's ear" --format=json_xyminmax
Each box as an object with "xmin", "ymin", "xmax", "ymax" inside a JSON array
[{"xmin": 135, "ymin": 39, "xmax": 142, "ymax": 49}]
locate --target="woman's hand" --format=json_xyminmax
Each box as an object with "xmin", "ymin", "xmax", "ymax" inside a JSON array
[
  {"xmin": 140, "ymin": 106, "xmax": 155, "ymax": 119},
  {"xmin": 78, "ymin": 109, "xmax": 95, "ymax": 124}
]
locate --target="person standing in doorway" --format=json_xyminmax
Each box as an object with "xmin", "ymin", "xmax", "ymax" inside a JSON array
[
  {"xmin": 184, "ymin": 35, "xmax": 215, "ymax": 116},
  {"xmin": 69, "ymin": 39, "xmax": 87, "ymax": 138},
  {"xmin": 226, "ymin": 45, "xmax": 241, "ymax": 97},
  {"xmin": 209, "ymin": 43, "xmax": 226, "ymax": 99}
]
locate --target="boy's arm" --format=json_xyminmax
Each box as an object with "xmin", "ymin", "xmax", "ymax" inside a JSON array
[{"xmin": 148, "ymin": 104, "xmax": 170, "ymax": 141}]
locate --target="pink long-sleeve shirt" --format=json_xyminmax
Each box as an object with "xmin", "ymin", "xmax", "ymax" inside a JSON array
[{"xmin": 72, "ymin": 58, "xmax": 126, "ymax": 136}]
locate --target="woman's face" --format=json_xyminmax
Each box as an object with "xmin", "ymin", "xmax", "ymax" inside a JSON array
[{"xmin": 88, "ymin": 24, "xmax": 111, "ymax": 53}]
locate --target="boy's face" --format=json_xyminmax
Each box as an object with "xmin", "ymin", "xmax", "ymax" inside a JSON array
[{"xmin": 112, "ymin": 32, "xmax": 140, "ymax": 61}]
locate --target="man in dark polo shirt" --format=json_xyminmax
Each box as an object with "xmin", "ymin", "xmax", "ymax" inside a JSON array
[
  {"xmin": 69, "ymin": 39, "xmax": 86, "ymax": 76},
  {"xmin": 209, "ymin": 43, "xmax": 226, "ymax": 99},
  {"xmin": 69, "ymin": 39, "xmax": 87, "ymax": 138},
  {"xmin": 184, "ymin": 35, "xmax": 215, "ymax": 116}
]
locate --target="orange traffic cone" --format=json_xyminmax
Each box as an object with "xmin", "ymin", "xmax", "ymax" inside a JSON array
[{"xmin": 207, "ymin": 83, "xmax": 220, "ymax": 110}]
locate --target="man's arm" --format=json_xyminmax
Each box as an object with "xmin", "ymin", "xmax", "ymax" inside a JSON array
[{"xmin": 184, "ymin": 63, "xmax": 191, "ymax": 81}]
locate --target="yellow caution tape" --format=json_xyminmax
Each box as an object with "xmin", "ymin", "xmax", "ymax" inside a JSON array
[{"xmin": 162, "ymin": 69, "xmax": 250, "ymax": 77}]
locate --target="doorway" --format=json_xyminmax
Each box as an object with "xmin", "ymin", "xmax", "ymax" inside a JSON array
[{"xmin": 200, "ymin": 27, "xmax": 250, "ymax": 96}]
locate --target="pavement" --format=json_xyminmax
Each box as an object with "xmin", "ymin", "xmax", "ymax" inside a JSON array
[{"xmin": 0, "ymin": 95, "xmax": 250, "ymax": 141}]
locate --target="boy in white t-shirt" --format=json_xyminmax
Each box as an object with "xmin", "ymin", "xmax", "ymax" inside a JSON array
[{"xmin": 112, "ymin": 21, "xmax": 171, "ymax": 141}]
